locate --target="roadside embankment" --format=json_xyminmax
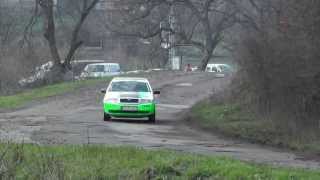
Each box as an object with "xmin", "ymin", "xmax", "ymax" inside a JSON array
[
  {"xmin": 187, "ymin": 100, "xmax": 320, "ymax": 154},
  {"xmin": 0, "ymin": 78, "xmax": 111, "ymax": 110}
]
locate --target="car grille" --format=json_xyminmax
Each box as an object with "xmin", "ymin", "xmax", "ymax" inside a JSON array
[
  {"xmin": 109, "ymin": 110, "xmax": 150, "ymax": 114},
  {"xmin": 120, "ymin": 98, "xmax": 139, "ymax": 103},
  {"xmin": 120, "ymin": 94, "xmax": 139, "ymax": 98}
]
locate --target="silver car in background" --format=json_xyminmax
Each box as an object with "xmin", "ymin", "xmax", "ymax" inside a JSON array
[{"xmin": 80, "ymin": 63, "xmax": 121, "ymax": 78}]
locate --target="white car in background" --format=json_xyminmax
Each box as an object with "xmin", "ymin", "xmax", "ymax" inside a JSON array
[
  {"xmin": 205, "ymin": 64, "xmax": 233, "ymax": 77},
  {"xmin": 80, "ymin": 63, "xmax": 121, "ymax": 78},
  {"xmin": 191, "ymin": 66, "xmax": 199, "ymax": 71}
]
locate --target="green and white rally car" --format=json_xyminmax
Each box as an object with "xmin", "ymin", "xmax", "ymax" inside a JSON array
[{"xmin": 101, "ymin": 77, "xmax": 160, "ymax": 122}]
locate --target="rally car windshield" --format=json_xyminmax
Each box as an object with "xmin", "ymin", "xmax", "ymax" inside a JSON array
[{"xmin": 109, "ymin": 81, "xmax": 150, "ymax": 92}]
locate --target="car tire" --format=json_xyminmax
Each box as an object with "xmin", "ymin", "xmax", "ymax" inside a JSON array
[
  {"xmin": 148, "ymin": 114, "xmax": 156, "ymax": 123},
  {"xmin": 104, "ymin": 113, "xmax": 111, "ymax": 121}
]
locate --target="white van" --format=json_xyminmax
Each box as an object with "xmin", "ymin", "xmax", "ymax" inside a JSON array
[
  {"xmin": 80, "ymin": 63, "xmax": 121, "ymax": 78},
  {"xmin": 206, "ymin": 64, "xmax": 232, "ymax": 72},
  {"xmin": 205, "ymin": 64, "xmax": 233, "ymax": 77}
]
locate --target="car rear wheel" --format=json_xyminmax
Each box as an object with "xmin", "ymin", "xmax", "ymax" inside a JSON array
[
  {"xmin": 104, "ymin": 113, "xmax": 111, "ymax": 121},
  {"xmin": 148, "ymin": 114, "xmax": 156, "ymax": 123}
]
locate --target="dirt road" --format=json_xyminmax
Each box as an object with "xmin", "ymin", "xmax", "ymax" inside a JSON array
[{"xmin": 0, "ymin": 72, "xmax": 319, "ymax": 169}]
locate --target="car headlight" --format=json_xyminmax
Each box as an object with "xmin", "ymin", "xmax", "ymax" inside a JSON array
[
  {"xmin": 140, "ymin": 99, "xmax": 153, "ymax": 103},
  {"xmin": 104, "ymin": 98, "xmax": 119, "ymax": 103}
]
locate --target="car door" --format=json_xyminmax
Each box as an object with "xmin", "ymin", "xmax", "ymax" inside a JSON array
[{"xmin": 103, "ymin": 65, "xmax": 109, "ymax": 77}]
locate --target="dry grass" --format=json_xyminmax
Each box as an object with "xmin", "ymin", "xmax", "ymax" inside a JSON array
[
  {"xmin": 0, "ymin": 143, "xmax": 319, "ymax": 179},
  {"xmin": 189, "ymin": 101, "xmax": 320, "ymax": 153}
]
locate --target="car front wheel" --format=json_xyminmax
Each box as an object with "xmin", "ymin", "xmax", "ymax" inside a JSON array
[
  {"xmin": 148, "ymin": 114, "xmax": 156, "ymax": 123},
  {"xmin": 104, "ymin": 113, "xmax": 111, "ymax": 121}
]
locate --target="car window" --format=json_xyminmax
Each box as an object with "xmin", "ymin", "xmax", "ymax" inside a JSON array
[
  {"xmin": 87, "ymin": 65, "xmax": 105, "ymax": 72},
  {"xmin": 219, "ymin": 65, "xmax": 229, "ymax": 72},
  {"xmin": 212, "ymin": 67, "xmax": 218, "ymax": 72},
  {"xmin": 110, "ymin": 81, "xmax": 150, "ymax": 92},
  {"xmin": 108, "ymin": 65, "xmax": 120, "ymax": 72}
]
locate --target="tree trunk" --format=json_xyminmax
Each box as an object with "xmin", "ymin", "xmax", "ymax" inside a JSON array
[
  {"xmin": 199, "ymin": 35, "xmax": 217, "ymax": 71},
  {"xmin": 200, "ymin": 50, "xmax": 212, "ymax": 71},
  {"xmin": 64, "ymin": 0, "xmax": 99, "ymax": 69},
  {"xmin": 41, "ymin": 0, "xmax": 61, "ymax": 66},
  {"xmin": 199, "ymin": 17, "xmax": 217, "ymax": 71},
  {"xmin": 45, "ymin": 63, "xmax": 64, "ymax": 83},
  {"xmin": 37, "ymin": 0, "xmax": 98, "ymax": 83},
  {"xmin": 199, "ymin": 32, "xmax": 221, "ymax": 71}
]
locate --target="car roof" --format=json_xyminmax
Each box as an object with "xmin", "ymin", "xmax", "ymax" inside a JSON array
[
  {"xmin": 112, "ymin": 77, "xmax": 149, "ymax": 82},
  {"xmin": 207, "ymin": 64, "xmax": 230, "ymax": 67},
  {"xmin": 72, "ymin": 60, "xmax": 106, "ymax": 63},
  {"xmin": 87, "ymin": 63, "xmax": 120, "ymax": 66}
]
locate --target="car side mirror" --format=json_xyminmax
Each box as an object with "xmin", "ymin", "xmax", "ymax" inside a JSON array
[
  {"xmin": 101, "ymin": 89, "xmax": 107, "ymax": 94},
  {"xmin": 153, "ymin": 90, "xmax": 160, "ymax": 95}
]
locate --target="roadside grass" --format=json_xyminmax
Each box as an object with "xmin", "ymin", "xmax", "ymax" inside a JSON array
[
  {"xmin": 0, "ymin": 144, "xmax": 319, "ymax": 179},
  {"xmin": 0, "ymin": 70, "xmax": 179, "ymax": 110},
  {"xmin": 0, "ymin": 78, "xmax": 111, "ymax": 109},
  {"xmin": 189, "ymin": 101, "xmax": 320, "ymax": 153}
]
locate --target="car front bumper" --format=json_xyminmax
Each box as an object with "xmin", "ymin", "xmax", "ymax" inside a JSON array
[{"xmin": 104, "ymin": 103, "xmax": 156, "ymax": 118}]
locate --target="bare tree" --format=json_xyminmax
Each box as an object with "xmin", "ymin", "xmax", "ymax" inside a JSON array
[
  {"xmin": 232, "ymin": 0, "xmax": 320, "ymax": 127},
  {"xmin": 32, "ymin": 0, "xmax": 99, "ymax": 81},
  {"xmin": 172, "ymin": 0, "xmax": 237, "ymax": 70},
  {"xmin": 0, "ymin": 0, "xmax": 40, "ymax": 93},
  {"xmin": 102, "ymin": 0, "xmax": 237, "ymax": 70}
]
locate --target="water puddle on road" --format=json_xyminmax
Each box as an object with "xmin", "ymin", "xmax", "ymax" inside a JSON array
[
  {"xmin": 176, "ymin": 83, "xmax": 193, "ymax": 87},
  {"xmin": 157, "ymin": 104, "xmax": 190, "ymax": 110}
]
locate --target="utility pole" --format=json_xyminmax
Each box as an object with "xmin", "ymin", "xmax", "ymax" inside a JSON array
[
  {"xmin": 160, "ymin": 3, "xmax": 180, "ymax": 70},
  {"xmin": 168, "ymin": 5, "xmax": 178, "ymax": 70}
]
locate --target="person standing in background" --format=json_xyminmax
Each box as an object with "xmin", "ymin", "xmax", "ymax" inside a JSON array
[{"xmin": 185, "ymin": 64, "xmax": 192, "ymax": 72}]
